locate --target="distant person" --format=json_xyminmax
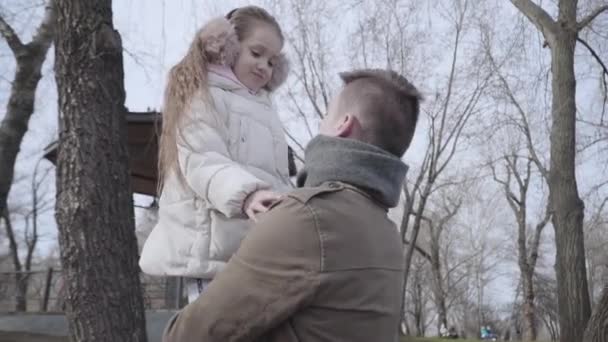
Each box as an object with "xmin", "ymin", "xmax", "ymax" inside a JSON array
[{"xmin": 448, "ymin": 326, "xmax": 459, "ymax": 339}]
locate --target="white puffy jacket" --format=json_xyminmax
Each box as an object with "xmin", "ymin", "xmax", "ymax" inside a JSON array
[{"xmin": 139, "ymin": 70, "xmax": 291, "ymax": 279}]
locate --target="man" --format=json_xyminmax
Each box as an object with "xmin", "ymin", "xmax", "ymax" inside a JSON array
[{"xmin": 163, "ymin": 68, "xmax": 422, "ymax": 342}]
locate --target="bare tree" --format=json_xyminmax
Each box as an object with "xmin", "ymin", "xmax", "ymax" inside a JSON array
[
  {"xmin": 398, "ymin": 0, "xmax": 492, "ymax": 326},
  {"xmin": 346, "ymin": 0, "xmax": 494, "ymax": 329},
  {"xmin": 427, "ymin": 186, "xmax": 507, "ymax": 338},
  {"xmin": 0, "ymin": 0, "xmax": 55, "ymax": 216},
  {"xmin": 404, "ymin": 255, "xmax": 433, "ymax": 337},
  {"xmin": 584, "ymin": 195, "xmax": 607, "ymax": 305},
  {"xmin": 349, "ymin": 0, "xmax": 427, "ymax": 79},
  {"xmin": 584, "ymin": 197, "xmax": 608, "ymax": 342},
  {"xmin": 535, "ymin": 273, "xmax": 561, "ymax": 342},
  {"xmin": 1, "ymin": 207, "xmax": 29, "ymax": 311},
  {"xmin": 508, "ymin": 1, "xmax": 608, "ymax": 339},
  {"xmin": 490, "ymin": 152, "xmax": 551, "ymax": 341},
  {"xmin": 54, "ymin": 0, "xmax": 147, "ymax": 340},
  {"xmin": 413, "ymin": 195, "xmax": 463, "ymax": 334},
  {"xmin": 1, "ymin": 158, "xmax": 53, "ymax": 311},
  {"xmin": 262, "ymin": 0, "xmax": 341, "ymax": 162},
  {"xmin": 480, "ymin": 63, "xmax": 553, "ymax": 337},
  {"xmin": 470, "ymin": 227, "xmax": 502, "ymax": 331},
  {"xmin": 584, "ymin": 284, "xmax": 608, "ymax": 342}
]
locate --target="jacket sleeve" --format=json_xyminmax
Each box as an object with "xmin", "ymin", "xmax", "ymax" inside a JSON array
[
  {"xmin": 162, "ymin": 197, "xmax": 322, "ymax": 342},
  {"xmin": 177, "ymin": 92, "xmax": 270, "ymax": 218}
]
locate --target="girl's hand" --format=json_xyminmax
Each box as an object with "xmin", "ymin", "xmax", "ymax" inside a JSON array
[{"xmin": 243, "ymin": 190, "xmax": 281, "ymax": 221}]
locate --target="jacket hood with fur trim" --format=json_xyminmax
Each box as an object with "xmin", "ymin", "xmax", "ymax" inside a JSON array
[{"xmin": 200, "ymin": 17, "xmax": 289, "ymax": 92}]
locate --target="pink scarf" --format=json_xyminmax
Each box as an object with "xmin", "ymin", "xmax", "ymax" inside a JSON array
[{"xmin": 208, "ymin": 64, "xmax": 256, "ymax": 95}]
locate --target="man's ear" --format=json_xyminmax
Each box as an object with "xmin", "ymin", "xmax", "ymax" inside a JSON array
[{"xmin": 335, "ymin": 114, "xmax": 361, "ymax": 138}]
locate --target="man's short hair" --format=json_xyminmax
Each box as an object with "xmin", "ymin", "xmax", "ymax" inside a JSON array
[{"xmin": 338, "ymin": 69, "xmax": 422, "ymax": 157}]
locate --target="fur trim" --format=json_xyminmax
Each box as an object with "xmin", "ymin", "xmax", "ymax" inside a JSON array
[
  {"xmin": 200, "ymin": 17, "xmax": 239, "ymax": 67},
  {"xmin": 265, "ymin": 52, "xmax": 290, "ymax": 91},
  {"xmin": 199, "ymin": 16, "xmax": 290, "ymax": 92}
]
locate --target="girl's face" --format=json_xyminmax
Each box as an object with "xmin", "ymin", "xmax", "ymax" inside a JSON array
[{"xmin": 233, "ymin": 22, "xmax": 282, "ymax": 93}]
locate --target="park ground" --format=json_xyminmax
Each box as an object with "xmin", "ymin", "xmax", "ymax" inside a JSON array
[{"xmin": 0, "ymin": 331, "xmax": 487, "ymax": 342}]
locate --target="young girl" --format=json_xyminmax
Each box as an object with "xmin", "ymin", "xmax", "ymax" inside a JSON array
[{"xmin": 139, "ymin": 6, "xmax": 291, "ymax": 302}]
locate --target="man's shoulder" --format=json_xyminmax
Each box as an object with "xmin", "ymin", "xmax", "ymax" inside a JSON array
[
  {"xmin": 283, "ymin": 182, "xmax": 347, "ymax": 205},
  {"xmin": 263, "ymin": 181, "xmax": 358, "ymax": 224},
  {"xmin": 258, "ymin": 182, "xmax": 347, "ymax": 228}
]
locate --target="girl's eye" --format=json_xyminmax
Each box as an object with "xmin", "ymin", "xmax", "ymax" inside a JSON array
[
  {"xmin": 268, "ymin": 60, "xmax": 275, "ymax": 68},
  {"xmin": 251, "ymin": 50, "xmax": 261, "ymax": 57}
]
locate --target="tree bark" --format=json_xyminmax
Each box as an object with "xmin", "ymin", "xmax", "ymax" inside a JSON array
[
  {"xmin": 430, "ymin": 247, "xmax": 448, "ymax": 334},
  {"xmin": 522, "ymin": 269, "xmax": 537, "ymax": 341},
  {"xmin": 402, "ymin": 189, "xmax": 429, "ymax": 318},
  {"xmin": 15, "ymin": 276, "xmax": 28, "ymax": 311},
  {"xmin": 428, "ymin": 205, "xmax": 459, "ymax": 336},
  {"xmin": 584, "ymin": 285, "xmax": 608, "ymax": 342},
  {"xmin": 550, "ymin": 23, "xmax": 592, "ymax": 342},
  {"xmin": 54, "ymin": 1, "xmax": 147, "ymax": 341}
]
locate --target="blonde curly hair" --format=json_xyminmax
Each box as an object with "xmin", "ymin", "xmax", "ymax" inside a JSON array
[{"xmin": 157, "ymin": 6, "xmax": 288, "ymax": 194}]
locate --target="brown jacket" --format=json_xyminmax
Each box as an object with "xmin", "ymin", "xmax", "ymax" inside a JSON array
[{"xmin": 163, "ymin": 181, "xmax": 404, "ymax": 342}]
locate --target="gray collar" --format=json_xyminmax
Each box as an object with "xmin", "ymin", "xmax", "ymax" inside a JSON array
[{"xmin": 297, "ymin": 135, "xmax": 408, "ymax": 208}]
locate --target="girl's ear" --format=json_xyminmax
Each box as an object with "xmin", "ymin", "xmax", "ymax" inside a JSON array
[
  {"xmin": 265, "ymin": 52, "xmax": 290, "ymax": 91},
  {"xmin": 200, "ymin": 17, "xmax": 240, "ymax": 67}
]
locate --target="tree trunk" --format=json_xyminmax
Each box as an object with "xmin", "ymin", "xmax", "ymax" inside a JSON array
[
  {"xmin": 521, "ymin": 269, "xmax": 537, "ymax": 341},
  {"xmin": 15, "ymin": 274, "xmax": 28, "ymax": 311},
  {"xmin": 550, "ymin": 29, "xmax": 592, "ymax": 342},
  {"xmin": 430, "ymin": 233, "xmax": 448, "ymax": 335},
  {"xmin": 415, "ymin": 282, "xmax": 425, "ymax": 337},
  {"xmin": 402, "ymin": 191, "xmax": 429, "ymax": 309},
  {"xmin": 3, "ymin": 209, "xmax": 27, "ymax": 312},
  {"xmin": 584, "ymin": 285, "xmax": 608, "ymax": 342},
  {"xmin": 516, "ymin": 199, "xmax": 537, "ymax": 341},
  {"xmin": 54, "ymin": 1, "xmax": 147, "ymax": 341},
  {"xmin": 509, "ymin": 1, "xmax": 594, "ymax": 340}
]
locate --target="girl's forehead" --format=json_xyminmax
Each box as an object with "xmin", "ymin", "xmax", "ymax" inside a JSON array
[{"xmin": 243, "ymin": 23, "xmax": 282, "ymax": 53}]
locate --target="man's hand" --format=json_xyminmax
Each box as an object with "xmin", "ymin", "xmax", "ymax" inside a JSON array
[{"xmin": 243, "ymin": 190, "xmax": 281, "ymax": 221}]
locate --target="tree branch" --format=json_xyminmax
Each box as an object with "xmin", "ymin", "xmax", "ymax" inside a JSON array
[
  {"xmin": 283, "ymin": 128, "xmax": 305, "ymax": 158},
  {"xmin": 490, "ymin": 159, "xmax": 520, "ymax": 207},
  {"xmin": 577, "ymin": 5, "xmax": 608, "ymax": 31},
  {"xmin": 577, "ymin": 37, "xmax": 608, "ymax": 78},
  {"xmin": 528, "ymin": 202, "xmax": 552, "ymax": 268},
  {"xmin": 403, "ymin": 238, "xmax": 432, "ymax": 262},
  {"xmin": 510, "ymin": 0, "xmax": 557, "ymax": 40},
  {"xmin": 438, "ymin": 198, "xmax": 462, "ymax": 229},
  {"xmin": 29, "ymin": 1, "xmax": 56, "ymax": 49},
  {"xmin": 484, "ymin": 47, "xmax": 550, "ymax": 181},
  {"xmin": 0, "ymin": 13, "xmax": 25, "ymax": 55},
  {"xmin": 286, "ymin": 88, "xmax": 316, "ymax": 139},
  {"xmin": 2, "ymin": 208, "xmax": 21, "ymax": 272}
]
